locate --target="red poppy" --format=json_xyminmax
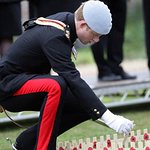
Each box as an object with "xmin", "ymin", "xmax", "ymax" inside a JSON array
[
  {"xmin": 93, "ymin": 141, "xmax": 96, "ymax": 149},
  {"xmin": 59, "ymin": 147, "xmax": 64, "ymax": 150},
  {"xmin": 103, "ymin": 147, "xmax": 108, "ymax": 150},
  {"xmin": 79, "ymin": 143, "xmax": 82, "ymax": 149},
  {"xmin": 107, "ymin": 139, "xmax": 111, "ymax": 147},
  {"xmin": 130, "ymin": 147, "xmax": 136, "ymax": 150},
  {"xmin": 73, "ymin": 147, "xmax": 77, "ymax": 150},
  {"xmin": 144, "ymin": 133, "xmax": 149, "ymax": 141},
  {"xmin": 88, "ymin": 147, "xmax": 93, "ymax": 150},
  {"xmin": 145, "ymin": 146, "xmax": 150, "ymax": 150},
  {"xmin": 130, "ymin": 136, "xmax": 136, "ymax": 142}
]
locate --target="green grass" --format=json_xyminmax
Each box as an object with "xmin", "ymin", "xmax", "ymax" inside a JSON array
[
  {"xmin": 0, "ymin": 128, "xmax": 24, "ymax": 150},
  {"xmin": 74, "ymin": 47, "xmax": 94, "ymax": 65},
  {"xmin": 57, "ymin": 106, "xmax": 150, "ymax": 142},
  {"xmin": 0, "ymin": 106, "xmax": 150, "ymax": 149},
  {"xmin": 124, "ymin": 1, "xmax": 146, "ymax": 60}
]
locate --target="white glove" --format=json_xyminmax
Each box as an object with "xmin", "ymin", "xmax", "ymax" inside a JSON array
[{"xmin": 101, "ymin": 109, "xmax": 134, "ymax": 135}]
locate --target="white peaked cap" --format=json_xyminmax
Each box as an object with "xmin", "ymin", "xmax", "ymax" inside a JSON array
[{"xmin": 83, "ymin": 0, "xmax": 112, "ymax": 35}]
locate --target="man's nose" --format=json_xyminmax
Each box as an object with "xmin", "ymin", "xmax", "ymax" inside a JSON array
[{"xmin": 93, "ymin": 36, "xmax": 100, "ymax": 43}]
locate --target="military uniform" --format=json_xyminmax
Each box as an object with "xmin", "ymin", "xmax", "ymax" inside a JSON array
[
  {"xmin": 0, "ymin": 12, "xmax": 107, "ymax": 150},
  {"xmin": 143, "ymin": 0, "xmax": 150, "ymax": 70}
]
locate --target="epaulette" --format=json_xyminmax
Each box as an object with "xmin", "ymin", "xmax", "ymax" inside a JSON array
[
  {"xmin": 23, "ymin": 17, "xmax": 70, "ymax": 40},
  {"xmin": 23, "ymin": 18, "xmax": 37, "ymax": 31}
]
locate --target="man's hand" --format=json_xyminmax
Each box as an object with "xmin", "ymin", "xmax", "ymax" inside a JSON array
[{"xmin": 101, "ymin": 109, "xmax": 134, "ymax": 135}]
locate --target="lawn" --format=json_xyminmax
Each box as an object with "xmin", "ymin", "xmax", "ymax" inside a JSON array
[{"xmin": 0, "ymin": 105, "xmax": 150, "ymax": 150}]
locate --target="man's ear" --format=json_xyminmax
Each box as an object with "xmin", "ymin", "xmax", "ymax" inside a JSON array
[{"xmin": 79, "ymin": 20, "xmax": 87, "ymax": 29}]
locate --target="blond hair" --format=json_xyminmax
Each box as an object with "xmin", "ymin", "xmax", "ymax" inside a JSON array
[{"xmin": 75, "ymin": 2, "xmax": 85, "ymax": 21}]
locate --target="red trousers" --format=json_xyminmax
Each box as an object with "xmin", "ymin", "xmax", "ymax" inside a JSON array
[{"xmin": 1, "ymin": 75, "xmax": 90, "ymax": 150}]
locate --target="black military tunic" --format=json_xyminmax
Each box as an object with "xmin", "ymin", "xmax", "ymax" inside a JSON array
[
  {"xmin": 0, "ymin": 12, "xmax": 108, "ymax": 150},
  {"xmin": 0, "ymin": 12, "xmax": 107, "ymax": 119}
]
